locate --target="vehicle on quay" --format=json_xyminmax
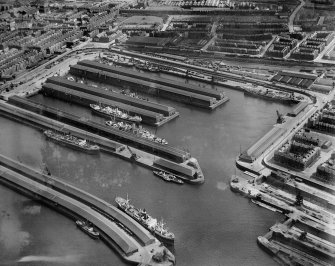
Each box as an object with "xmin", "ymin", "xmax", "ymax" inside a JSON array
[
  {"xmin": 115, "ymin": 196, "xmax": 175, "ymax": 244},
  {"xmin": 153, "ymin": 170, "xmax": 184, "ymax": 185},
  {"xmin": 105, "ymin": 121, "xmax": 168, "ymax": 145},
  {"xmin": 90, "ymin": 104, "xmax": 142, "ymax": 123},
  {"xmin": 76, "ymin": 220, "xmax": 100, "ymax": 239},
  {"xmin": 44, "ymin": 130, "xmax": 100, "ymax": 154}
]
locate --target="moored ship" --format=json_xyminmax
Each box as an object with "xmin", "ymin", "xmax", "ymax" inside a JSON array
[
  {"xmin": 120, "ymin": 89, "xmax": 147, "ymax": 101},
  {"xmin": 44, "ymin": 130, "xmax": 100, "ymax": 154},
  {"xmin": 76, "ymin": 220, "xmax": 100, "ymax": 239},
  {"xmin": 105, "ymin": 121, "xmax": 168, "ymax": 145},
  {"xmin": 115, "ymin": 196, "xmax": 175, "ymax": 244},
  {"xmin": 243, "ymin": 85, "xmax": 301, "ymax": 104},
  {"xmin": 90, "ymin": 104, "xmax": 142, "ymax": 123},
  {"xmin": 153, "ymin": 170, "xmax": 184, "ymax": 184}
]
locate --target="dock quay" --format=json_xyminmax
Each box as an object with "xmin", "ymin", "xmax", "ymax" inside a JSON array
[
  {"xmin": 46, "ymin": 76, "xmax": 176, "ymax": 117},
  {"xmin": 0, "ymin": 153, "xmax": 175, "ymax": 265},
  {"xmin": 41, "ymin": 82, "xmax": 175, "ymax": 127},
  {"xmin": 7, "ymin": 96, "xmax": 189, "ymax": 163},
  {"xmin": 257, "ymin": 217, "xmax": 335, "ymax": 266},
  {"xmin": 0, "ymin": 99, "xmax": 203, "ymax": 183},
  {"xmin": 78, "ymin": 60, "xmax": 225, "ymax": 101},
  {"xmin": 69, "ymin": 62, "xmax": 229, "ymax": 110}
]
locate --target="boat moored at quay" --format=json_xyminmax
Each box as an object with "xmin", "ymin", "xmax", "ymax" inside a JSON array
[
  {"xmin": 44, "ymin": 130, "xmax": 100, "ymax": 154},
  {"xmin": 115, "ymin": 196, "xmax": 175, "ymax": 244},
  {"xmin": 153, "ymin": 170, "xmax": 184, "ymax": 185},
  {"xmin": 105, "ymin": 121, "xmax": 168, "ymax": 145},
  {"xmin": 243, "ymin": 85, "xmax": 303, "ymax": 104},
  {"xmin": 76, "ymin": 220, "xmax": 100, "ymax": 239},
  {"xmin": 90, "ymin": 104, "xmax": 142, "ymax": 123}
]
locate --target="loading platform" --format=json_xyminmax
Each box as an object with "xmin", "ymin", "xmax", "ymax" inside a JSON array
[
  {"xmin": 7, "ymin": 96, "xmax": 190, "ymax": 163},
  {"xmin": 46, "ymin": 76, "xmax": 176, "ymax": 117},
  {"xmin": 70, "ymin": 62, "xmax": 229, "ymax": 109},
  {"xmin": 0, "ymin": 154, "xmax": 175, "ymax": 265},
  {"xmin": 41, "ymin": 82, "xmax": 178, "ymax": 127}
]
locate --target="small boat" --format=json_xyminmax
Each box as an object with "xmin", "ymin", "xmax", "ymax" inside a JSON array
[
  {"xmin": 76, "ymin": 220, "xmax": 100, "ymax": 239},
  {"xmin": 153, "ymin": 170, "xmax": 184, "ymax": 184},
  {"xmin": 44, "ymin": 130, "xmax": 100, "ymax": 154}
]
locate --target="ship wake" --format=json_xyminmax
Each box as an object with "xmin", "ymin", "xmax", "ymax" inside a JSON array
[{"xmin": 17, "ymin": 254, "xmax": 81, "ymax": 263}]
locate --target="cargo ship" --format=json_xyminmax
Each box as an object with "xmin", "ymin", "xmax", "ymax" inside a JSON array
[
  {"xmin": 76, "ymin": 220, "xmax": 100, "ymax": 239},
  {"xmin": 153, "ymin": 170, "xmax": 184, "ymax": 184},
  {"xmin": 90, "ymin": 104, "xmax": 142, "ymax": 123},
  {"xmin": 115, "ymin": 196, "xmax": 175, "ymax": 244},
  {"xmin": 105, "ymin": 121, "xmax": 168, "ymax": 145},
  {"xmin": 243, "ymin": 85, "xmax": 301, "ymax": 104},
  {"xmin": 44, "ymin": 130, "xmax": 100, "ymax": 154}
]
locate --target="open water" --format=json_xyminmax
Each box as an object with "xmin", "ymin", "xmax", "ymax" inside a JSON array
[{"xmin": 0, "ymin": 73, "xmax": 294, "ymax": 266}]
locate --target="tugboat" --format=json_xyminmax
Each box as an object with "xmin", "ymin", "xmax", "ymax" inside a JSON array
[
  {"xmin": 44, "ymin": 130, "xmax": 100, "ymax": 154},
  {"xmin": 105, "ymin": 121, "xmax": 168, "ymax": 145},
  {"xmin": 115, "ymin": 196, "xmax": 175, "ymax": 244},
  {"xmin": 153, "ymin": 170, "xmax": 184, "ymax": 185},
  {"xmin": 90, "ymin": 104, "xmax": 142, "ymax": 123},
  {"xmin": 76, "ymin": 220, "xmax": 100, "ymax": 239}
]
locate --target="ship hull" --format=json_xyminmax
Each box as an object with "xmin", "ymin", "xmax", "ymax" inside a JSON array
[
  {"xmin": 153, "ymin": 171, "xmax": 183, "ymax": 185},
  {"xmin": 76, "ymin": 221, "xmax": 100, "ymax": 239},
  {"xmin": 115, "ymin": 199, "xmax": 174, "ymax": 244},
  {"xmin": 91, "ymin": 106, "xmax": 141, "ymax": 124},
  {"xmin": 243, "ymin": 90, "xmax": 299, "ymax": 104},
  {"xmin": 45, "ymin": 134, "xmax": 100, "ymax": 155}
]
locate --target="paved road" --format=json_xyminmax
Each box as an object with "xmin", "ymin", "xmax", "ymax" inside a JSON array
[{"xmin": 288, "ymin": 0, "xmax": 305, "ymax": 33}]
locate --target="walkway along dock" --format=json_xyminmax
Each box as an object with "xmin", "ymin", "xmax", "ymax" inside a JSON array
[
  {"xmin": 41, "ymin": 82, "xmax": 177, "ymax": 127},
  {"xmin": 69, "ymin": 61, "xmax": 229, "ymax": 110},
  {"xmin": 0, "ymin": 154, "xmax": 175, "ymax": 265}
]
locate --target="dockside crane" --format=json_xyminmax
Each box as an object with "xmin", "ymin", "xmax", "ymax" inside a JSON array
[
  {"xmin": 294, "ymin": 181, "xmax": 304, "ymax": 207},
  {"xmin": 276, "ymin": 110, "xmax": 285, "ymax": 124},
  {"xmin": 126, "ymin": 146, "xmax": 140, "ymax": 161}
]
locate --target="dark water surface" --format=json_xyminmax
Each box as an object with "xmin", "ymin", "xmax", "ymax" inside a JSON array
[{"xmin": 0, "ymin": 75, "xmax": 294, "ymax": 266}]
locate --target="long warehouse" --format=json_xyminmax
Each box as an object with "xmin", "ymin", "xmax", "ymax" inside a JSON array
[
  {"xmin": 8, "ymin": 96, "xmax": 190, "ymax": 163},
  {"xmin": 77, "ymin": 60, "xmax": 225, "ymax": 100},
  {"xmin": 70, "ymin": 64, "xmax": 226, "ymax": 109},
  {"xmin": 46, "ymin": 76, "xmax": 176, "ymax": 117},
  {"xmin": 41, "ymin": 82, "xmax": 168, "ymax": 126}
]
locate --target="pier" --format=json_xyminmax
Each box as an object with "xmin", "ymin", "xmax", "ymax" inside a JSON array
[
  {"xmin": 69, "ymin": 61, "xmax": 229, "ymax": 109},
  {"xmin": 0, "ymin": 98, "xmax": 203, "ymax": 183},
  {"xmin": 0, "ymin": 153, "xmax": 174, "ymax": 265},
  {"xmin": 41, "ymin": 82, "xmax": 176, "ymax": 127},
  {"xmin": 46, "ymin": 76, "xmax": 177, "ymax": 117},
  {"xmin": 7, "ymin": 96, "xmax": 189, "ymax": 163}
]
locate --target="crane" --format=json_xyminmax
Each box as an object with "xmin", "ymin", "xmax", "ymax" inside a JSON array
[{"xmin": 276, "ymin": 110, "xmax": 285, "ymax": 124}]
